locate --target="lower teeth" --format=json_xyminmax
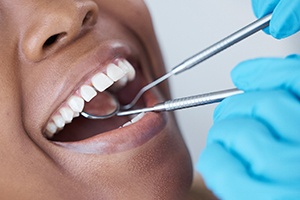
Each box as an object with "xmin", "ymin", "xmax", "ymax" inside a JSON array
[{"xmin": 121, "ymin": 113, "xmax": 145, "ymax": 128}]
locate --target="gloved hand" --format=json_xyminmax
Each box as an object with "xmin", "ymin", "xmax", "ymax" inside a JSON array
[
  {"xmin": 196, "ymin": 54, "xmax": 300, "ymax": 199},
  {"xmin": 251, "ymin": 0, "xmax": 300, "ymax": 39}
]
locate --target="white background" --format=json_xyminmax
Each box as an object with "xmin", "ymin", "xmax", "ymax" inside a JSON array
[{"xmin": 144, "ymin": 0, "xmax": 300, "ymax": 164}]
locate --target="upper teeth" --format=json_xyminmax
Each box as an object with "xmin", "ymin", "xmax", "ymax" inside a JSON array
[
  {"xmin": 80, "ymin": 85, "xmax": 97, "ymax": 102},
  {"xmin": 45, "ymin": 59, "xmax": 136, "ymax": 138}
]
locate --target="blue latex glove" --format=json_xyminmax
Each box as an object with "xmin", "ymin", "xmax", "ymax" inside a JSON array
[
  {"xmin": 251, "ymin": 0, "xmax": 300, "ymax": 39},
  {"xmin": 197, "ymin": 55, "xmax": 300, "ymax": 199}
]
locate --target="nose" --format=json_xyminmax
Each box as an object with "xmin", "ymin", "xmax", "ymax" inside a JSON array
[{"xmin": 21, "ymin": 1, "xmax": 99, "ymax": 61}]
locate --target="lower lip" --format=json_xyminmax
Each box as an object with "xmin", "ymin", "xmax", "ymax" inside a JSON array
[{"xmin": 53, "ymin": 90, "xmax": 167, "ymax": 154}]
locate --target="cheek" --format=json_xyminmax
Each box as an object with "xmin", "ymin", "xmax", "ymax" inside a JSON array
[
  {"xmin": 96, "ymin": 0, "xmax": 152, "ymax": 33},
  {"xmin": 0, "ymin": 39, "xmax": 22, "ymax": 122}
]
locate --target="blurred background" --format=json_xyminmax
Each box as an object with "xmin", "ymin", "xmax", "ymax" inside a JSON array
[{"xmin": 144, "ymin": 0, "xmax": 300, "ymax": 164}]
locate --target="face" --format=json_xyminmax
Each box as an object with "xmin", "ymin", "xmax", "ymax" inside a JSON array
[{"xmin": 0, "ymin": 0, "xmax": 192, "ymax": 199}]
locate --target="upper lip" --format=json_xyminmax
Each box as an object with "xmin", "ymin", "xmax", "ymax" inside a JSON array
[
  {"xmin": 42, "ymin": 40, "xmax": 167, "ymax": 154},
  {"xmin": 52, "ymin": 41, "xmax": 134, "ymax": 106}
]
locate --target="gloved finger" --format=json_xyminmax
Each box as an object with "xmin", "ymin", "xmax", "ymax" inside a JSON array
[
  {"xmin": 270, "ymin": 0, "xmax": 300, "ymax": 39},
  {"xmin": 231, "ymin": 55, "xmax": 300, "ymax": 97},
  {"xmin": 251, "ymin": 0, "xmax": 279, "ymax": 35},
  {"xmin": 251, "ymin": 0, "xmax": 300, "ymax": 38},
  {"xmin": 197, "ymin": 143, "xmax": 300, "ymax": 200},
  {"xmin": 207, "ymin": 118, "xmax": 300, "ymax": 183},
  {"xmin": 214, "ymin": 90, "xmax": 300, "ymax": 143},
  {"xmin": 251, "ymin": 0, "xmax": 279, "ymax": 18}
]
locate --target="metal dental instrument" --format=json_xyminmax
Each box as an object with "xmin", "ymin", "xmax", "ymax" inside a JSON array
[
  {"xmin": 81, "ymin": 88, "xmax": 243, "ymax": 119},
  {"xmin": 81, "ymin": 88, "xmax": 242, "ymax": 119},
  {"xmin": 81, "ymin": 14, "xmax": 271, "ymax": 120},
  {"xmin": 116, "ymin": 88, "xmax": 243, "ymax": 117},
  {"xmin": 81, "ymin": 94, "xmax": 120, "ymax": 120},
  {"xmin": 121, "ymin": 14, "xmax": 271, "ymax": 110}
]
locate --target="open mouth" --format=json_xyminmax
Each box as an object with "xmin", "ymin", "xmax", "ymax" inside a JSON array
[{"xmin": 44, "ymin": 58, "xmax": 151, "ymax": 142}]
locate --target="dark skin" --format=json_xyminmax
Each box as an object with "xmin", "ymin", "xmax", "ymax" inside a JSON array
[{"xmin": 0, "ymin": 0, "xmax": 216, "ymax": 199}]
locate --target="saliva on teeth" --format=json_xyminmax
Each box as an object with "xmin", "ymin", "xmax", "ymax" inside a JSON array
[{"xmin": 45, "ymin": 59, "xmax": 136, "ymax": 138}]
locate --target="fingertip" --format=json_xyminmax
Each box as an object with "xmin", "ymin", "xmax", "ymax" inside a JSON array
[
  {"xmin": 231, "ymin": 58, "xmax": 283, "ymax": 91},
  {"xmin": 212, "ymin": 103, "xmax": 223, "ymax": 122},
  {"xmin": 212, "ymin": 93, "xmax": 247, "ymax": 123},
  {"xmin": 251, "ymin": 0, "xmax": 279, "ymax": 18},
  {"xmin": 269, "ymin": 0, "xmax": 300, "ymax": 39},
  {"xmin": 261, "ymin": 27, "xmax": 271, "ymax": 35},
  {"xmin": 212, "ymin": 98, "xmax": 232, "ymax": 122},
  {"xmin": 269, "ymin": 16, "xmax": 291, "ymax": 39},
  {"xmin": 251, "ymin": 0, "xmax": 268, "ymax": 18},
  {"xmin": 251, "ymin": 0, "xmax": 262, "ymax": 18},
  {"xmin": 231, "ymin": 60, "xmax": 255, "ymax": 90}
]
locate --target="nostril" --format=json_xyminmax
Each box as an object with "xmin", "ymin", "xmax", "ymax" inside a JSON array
[
  {"xmin": 42, "ymin": 11, "xmax": 95, "ymax": 50},
  {"xmin": 82, "ymin": 10, "xmax": 98, "ymax": 27},
  {"xmin": 43, "ymin": 32, "xmax": 67, "ymax": 49},
  {"xmin": 23, "ymin": 2, "xmax": 99, "ymax": 61},
  {"xmin": 82, "ymin": 11, "xmax": 92, "ymax": 26}
]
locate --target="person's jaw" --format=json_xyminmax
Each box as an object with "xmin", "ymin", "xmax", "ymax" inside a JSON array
[
  {"xmin": 25, "ymin": 33, "xmax": 192, "ymax": 199},
  {"xmin": 6, "ymin": 0, "xmax": 193, "ymax": 198}
]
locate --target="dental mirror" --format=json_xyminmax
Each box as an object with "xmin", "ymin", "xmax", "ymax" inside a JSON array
[
  {"xmin": 81, "ymin": 88, "xmax": 243, "ymax": 119},
  {"xmin": 81, "ymin": 91, "xmax": 120, "ymax": 120},
  {"xmin": 80, "ymin": 14, "xmax": 271, "ymax": 120}
]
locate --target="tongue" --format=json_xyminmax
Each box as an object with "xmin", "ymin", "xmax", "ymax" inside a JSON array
[{"xmin": 83, "ymin": 91, "xmax": 118, "ymax": 117}]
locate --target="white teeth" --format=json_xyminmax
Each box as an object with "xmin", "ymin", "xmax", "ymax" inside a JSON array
[
  {"xmin": 122, "ymin": 121, "xmax": 132, "ymax": 127},
  {"xmin": 68, "ymin": 96, "xmax": 84, "ymax": 113},
  {"xmin": 116, "ymin": 76, "xmax": 128, "ymax": 87},
  {"xmin": 118, "ymin": 60, "xmax": 136, "ymax": 81},
  {"xmin": 73, "ymin": 112, "xmax": 80, "ymax": 118},
  {"xmin": 45, "ymin": 122, "xmax": 58, "ymax": 138},
  {"xmin": 80, "ymin": 85, "xmax": 97, "ymax": 102},
  {"xmin": 91, "ymin": 60, "xmax": 133, "ymax": 93},
  {"xmin": 121, "ymin": 113, "xmax": 145, "ymax": 128},
  {"xmin": 59, "ymin": 107, "xmax": 74, "ymax": 124},
  {"xmin": 45, "ymin": 59, "xmax": 137, "ymax": 137},
  {"xmin": 91, "ymin": 73, "xmax": 114, "ymax": 92},
  {"xmin": 106, "ymin": 63, "xmax": 126, "ymax": 81},
  {"xmin": 110, "ymin": 76, "xmax": 128, "ymax": 91},
  {"xmin": 52, "ymin": 115, "xmax": 65, "ymax": 129},
  {"xmin": 131, "ymin": 113, "xmax": 145, "ymax": 123},
  {"xmin": 109, "ymin": 60, "xmax": 135, "ymax": 92}
]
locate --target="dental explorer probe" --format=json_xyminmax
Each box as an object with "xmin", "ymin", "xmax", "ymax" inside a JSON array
[
  {"xmin": 121, "ymin": 14, "xmax": 272, "ymax": 110},
  {"xmin": 117, "ymin": 88, "xmax": 243, "ymax": 117}
]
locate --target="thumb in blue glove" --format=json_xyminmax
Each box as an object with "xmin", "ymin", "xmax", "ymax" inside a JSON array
[
  {"xmin": 197, "ymin": 54, "xmax": 300, "ymax": 199},
  {"xmin": 251, "ymin": 0, "xmax": 300, "ymax": 39},
  {"xmin": 231, "ymin": 54, "xmax": 300, "ymax": 97}
]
